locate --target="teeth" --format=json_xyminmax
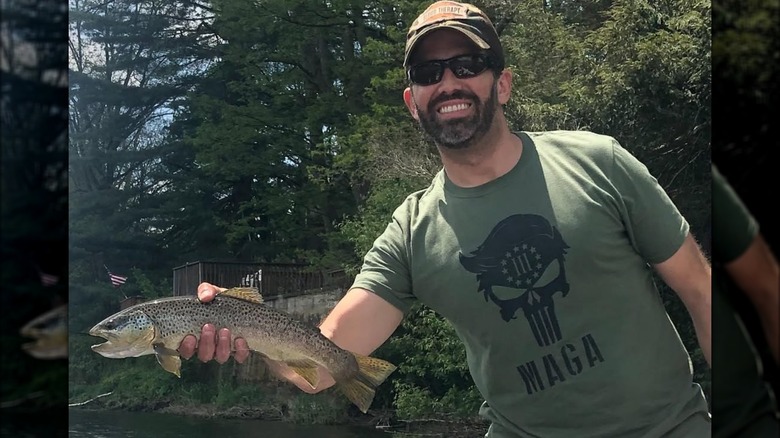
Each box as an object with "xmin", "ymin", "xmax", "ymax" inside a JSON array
[{"xmin": 439, "ymin": 103, "xmax": 470, "ymax": 114}]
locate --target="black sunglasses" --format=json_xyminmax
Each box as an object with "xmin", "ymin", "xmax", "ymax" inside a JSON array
[{"xmin": 407, "ymin": 53, "xmax": 494, "ymax": 86}]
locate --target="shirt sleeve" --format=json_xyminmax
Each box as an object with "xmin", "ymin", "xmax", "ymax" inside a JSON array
[
  {"xmin": 711, "ymin": 165, "xmax": 758, "ymax": 264},
  {"xmin": 609, "ymin": 140, "xmax": 690, "ymax": 264},
  {"xmin": 350, "ymin": 198, "xmax": 417, "ymax": 314}
]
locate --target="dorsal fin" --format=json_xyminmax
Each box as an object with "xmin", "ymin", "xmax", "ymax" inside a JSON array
[{"xmin": 221, "ymin": 287, "xmax": 264, "ymax": 304}]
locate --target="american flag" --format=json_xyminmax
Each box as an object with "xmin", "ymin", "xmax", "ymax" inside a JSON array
[
  {"xmin": 109, "ymin": 272, "xmax": 127, "ymax": 287},
  {"xmin": 105, "ymin": 265, "xmax": 128, "ymax": 287},
  {"xmin": 39, "ymin": 272, "xmax": 59, "ymax": 287}
]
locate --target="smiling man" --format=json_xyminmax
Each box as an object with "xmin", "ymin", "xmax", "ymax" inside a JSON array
[{"xmin": 180, "ymin": 2, "xmax": 712, "ymax": 436}]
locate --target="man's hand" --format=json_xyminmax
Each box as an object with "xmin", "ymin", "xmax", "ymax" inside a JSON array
[
  {"xmin": 177, "ymin": 282, "xmax": 337, "ymax": 393},
  {"xmin": 177, "ymin": 282, "xmax": 251, "ymax": 364}
]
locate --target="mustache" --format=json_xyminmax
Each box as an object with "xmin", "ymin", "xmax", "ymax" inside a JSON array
[{"xmin": 427, "ymin": 90, "xmax": 479, "ymax": 112}]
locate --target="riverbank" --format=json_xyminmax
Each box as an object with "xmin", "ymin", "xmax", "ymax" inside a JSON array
[
  {"xmin": 162, "ymin": 403, "xmax": 488, "ymax": 436},
  {"xmin": 69, "ymin": 339, "xmax": 489, "ymax": 436},
  {"xmin": 71, "ymin": 400, "xmax": 489, "ymax": 437}
]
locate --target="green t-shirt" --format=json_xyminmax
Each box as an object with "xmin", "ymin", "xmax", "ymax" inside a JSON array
[
  {"xmin": 353, "ymin": 131, "xmax": 710, "ymax": 437},
  {"xmin": 711, "ymin": 165, "xmax": 779, "ymax": 437}
]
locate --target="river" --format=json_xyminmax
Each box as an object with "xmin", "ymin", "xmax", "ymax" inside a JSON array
[{"xmin": 68, "ymin": 408, "xmax": 396, "ymax": 437}]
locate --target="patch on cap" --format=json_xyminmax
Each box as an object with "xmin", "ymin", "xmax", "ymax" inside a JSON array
[{"xmin": 408, "ymin": 1, "xmax": 481, "ymax": 33}]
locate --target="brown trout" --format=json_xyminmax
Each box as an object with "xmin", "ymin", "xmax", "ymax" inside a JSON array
[
  {"xmin": 20, "ymin": 304, "xmax": 68, "ymax": 359},
  {"xmin": 88, "ymin": 287, "xmax": 396, "ymax": 413}
]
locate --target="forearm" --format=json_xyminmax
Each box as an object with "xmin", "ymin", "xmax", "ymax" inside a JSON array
[
  {"xmin": 761, "ymin": 306, "xmax": 779, "ymax": 366},
  {"xmin": 725, "ymin": 234, "xmax": 780, "ymax": 366},
  {"xmin": 749, "ymin": 287, "xmax": 779, "ymax": 365},
  {"xmin": 654, "ymin": 233, "xmax": 712, "ymax": 367},
  {"xmin": 318, "ymin": 288, "xmax": 403, "ymax": 355},
  {"xmin": 686, "ymin": 292, "xmax": 712, "ymax": 367}
]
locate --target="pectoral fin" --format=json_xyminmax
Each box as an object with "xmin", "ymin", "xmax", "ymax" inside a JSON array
[
  {"xmin": 285, "ymin": 359, "xmax": 320, "ymax": 389},
  {"xmin": 153, "ymin": 343, "xmax": 182, "ymax": 377}
]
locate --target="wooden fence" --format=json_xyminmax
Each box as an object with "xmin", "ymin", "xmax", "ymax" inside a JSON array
[{"xmin": 171, "ymin": 261, "xmax": 352, "ymax": 298}]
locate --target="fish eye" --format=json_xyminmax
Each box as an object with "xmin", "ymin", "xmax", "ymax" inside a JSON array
[{"xmin": 104, "ymin": 320, "xmax": 117, "ymax": 330}]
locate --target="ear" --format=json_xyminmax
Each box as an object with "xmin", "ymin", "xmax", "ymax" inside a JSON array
[
  {"xmin": 403, "ymin": 87, "xmax": 419, "ymax": 121},
  {"xmin": 496, "ymin": 69, "xmax": 513, "ymax": 105}
]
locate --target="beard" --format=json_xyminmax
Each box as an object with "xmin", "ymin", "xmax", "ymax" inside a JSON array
[{"xmin": 416, "ymin": 80, "xmax": 499, "ymax": 150}]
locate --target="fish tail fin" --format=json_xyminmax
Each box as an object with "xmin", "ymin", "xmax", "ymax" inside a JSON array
[
  {"xmin": 338, "ymin": 377, "xmax": 376, "ymax": 414},
  {"xmin": 353, "ymin": 353, "xmax": 397, "ymax": 387},
  {"xmin": 338, "ymin": 353, "xmax": 397, "ymax": 414}
]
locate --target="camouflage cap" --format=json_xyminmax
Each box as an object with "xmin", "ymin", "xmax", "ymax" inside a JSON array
[{"xmin": 404, "ymin": 1, "xmax": 504, "ymax": 70}]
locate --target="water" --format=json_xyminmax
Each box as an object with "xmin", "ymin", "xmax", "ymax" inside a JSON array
[
  {"xmin": 1, "ymin": 407, "xmax": 68, "ymax": 437},
  {"xmin": 68, "ymin": 408, "xmax": 393, "ymax": 438}
]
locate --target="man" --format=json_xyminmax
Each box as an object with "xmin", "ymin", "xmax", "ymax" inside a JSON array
[
  {"xmin": 711, "ymin": 165, "xmax": 779, "ymax": 437},
  {"xmin": 179, "ymin": 2, "xmax": 712, "ymax": 436}
]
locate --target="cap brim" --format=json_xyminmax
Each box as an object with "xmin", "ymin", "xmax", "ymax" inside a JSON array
[{"xmin": 404, "ymin": 21, "xmax": 491, "ymax": 67}]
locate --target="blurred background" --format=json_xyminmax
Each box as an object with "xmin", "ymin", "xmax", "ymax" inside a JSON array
[
  {"xmin": 1, "ymin": 0, "xmax": 68, "ymax": 435},
  {"xmin": 711, "ymin": 0, "xmax": 780, "ymax": 396}
]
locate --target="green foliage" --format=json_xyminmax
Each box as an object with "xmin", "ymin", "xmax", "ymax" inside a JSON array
[
  {"xmin": 339, "ymin": 179, "xmax": 428, "ymax": 273},
  {"xmin": 108, "ymin": 366, "xmax": 179, "ymax": 404},
  {"xmin": 130, "ymin": 267, "xmax": 170, "ymax": 299},
  {"xmin": 713, "ymin": 0, "xmax": 778, "ymax": 88},
  {"xmin": 394, "ymin": 383, "xmax": 483, "ymax": 419},
  {"xmin": 178, "ymin": 382, "xmax": 213, "ymax": 405},
  {"xmin": 68, "ymin": 0, "xmax": 216, "ymax": 354},
  {"xmin": 389, "ymin": 306, "xmax": 470, "ymax": 380},
  {"xmin": 375, "ymin": 305, "xmax": 483, "ymax": 420},
  {"xmin": 285, "ymin": 392, "xmax": 351, "ymax": 424},
  {"xmin": 712, "ymin": 0, "xmax": 777, "ymax": 173},
  {"xmin": 213, "ymin": 380, "xmax": 268, "ymax": 409}
]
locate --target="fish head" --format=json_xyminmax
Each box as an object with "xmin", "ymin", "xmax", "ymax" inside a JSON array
[
  {"xmin": 20, "ymin": 305, "xmax": 68, "ymax": 359},
  {"xmin": 89, "ymin": 309, "xmax": 157, "ymax": 358}
]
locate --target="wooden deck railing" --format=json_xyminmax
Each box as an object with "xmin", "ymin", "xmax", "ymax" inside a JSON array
[{"xmin": 172, "ymin": 261, "xmax": 352, "ymax": 298}]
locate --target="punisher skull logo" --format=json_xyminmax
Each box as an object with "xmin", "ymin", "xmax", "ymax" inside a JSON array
[{"xmin": 460, "ymin": 214, "xmax": 570, "ymax": 346}]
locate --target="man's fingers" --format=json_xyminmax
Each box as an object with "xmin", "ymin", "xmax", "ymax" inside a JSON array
[
  {"xmin": 184, "ymin": 288, "xmax": 246, "ymax": 366},
  {"xmin": 179, "ymin": 335, "xmax": 197, "ymax": 360},
  {"xmin": 215, "ymin": 328, "xmax": 231, "ymax": 364},
  {"xmin": 234, "ymin": 338, "xmax": 250, "ymax": 363},
  {"xmin": 197, "ymin": 324, "xmax": 216, "ymax": 362},
  {"xmin": 183, "ymin": 326, "xmax": 245, "ymax": 364}
]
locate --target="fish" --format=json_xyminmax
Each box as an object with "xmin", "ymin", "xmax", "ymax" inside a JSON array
[
  {"xmin": 20, "ymin": 304, "xmax": 68, "ymax": 359},
  {"xmin": 88, "ymin": 287, "xmax": 397, "ymax": 413}
]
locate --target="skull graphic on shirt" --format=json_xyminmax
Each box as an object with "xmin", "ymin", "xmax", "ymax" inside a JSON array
[{"xmin": 459, "ymin": 214, "xmax": 570, "ymax": 346}]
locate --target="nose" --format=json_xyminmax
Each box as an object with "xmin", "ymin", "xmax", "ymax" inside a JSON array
[{"xmin": 437, "ymin": 66, "xmax": 463, "ymax": 93}]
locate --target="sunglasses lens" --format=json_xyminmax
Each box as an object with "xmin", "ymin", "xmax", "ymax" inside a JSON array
[
  {"xmin": 409, "ymin": 54, "xmax": 491, "ymax": 85},
  {"xmin": 410, "ymin": 62, "xmax": 443, "ymax": 85},
  {"xmin": 451, "ymin": 56, "xmax": 488, "ymax": 78}
]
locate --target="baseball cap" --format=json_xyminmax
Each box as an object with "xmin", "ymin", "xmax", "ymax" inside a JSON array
[{"xmin": 404, "ymin": 1, "xmax": 505, "ymax": 70}]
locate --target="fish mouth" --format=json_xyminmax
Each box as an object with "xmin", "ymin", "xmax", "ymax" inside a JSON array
[
  {"xmin": 88, "ymin": 325, "xmax": 103, "ymax": 338},
  {"xmin": 20, "ymin": 326, "xmax": 68, "ymax": 359},
  {"xmin": 88, "ymin": 327, "xmax": 119, "ymax": 356},
  {"xmin": 22, "ymin": 341, "xmax": 67, "ymax": 359},
  {"xmin": 90, "ymin": 338, "xmax": 133, "ymax": 358},
  {"xmin": 88, "ymin": 326, "xmax": 155, "ymax": 358},
  {"xmin": 19, "ymin": 305, "xmax": 68, "ymax": 338},
  {"xmin": 88, "ymin": 327, "xmax": 107, "ymax": 343},
  {"xmin": 90, "ymin": 341, "xmax": 109, "ymax": 350}
]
